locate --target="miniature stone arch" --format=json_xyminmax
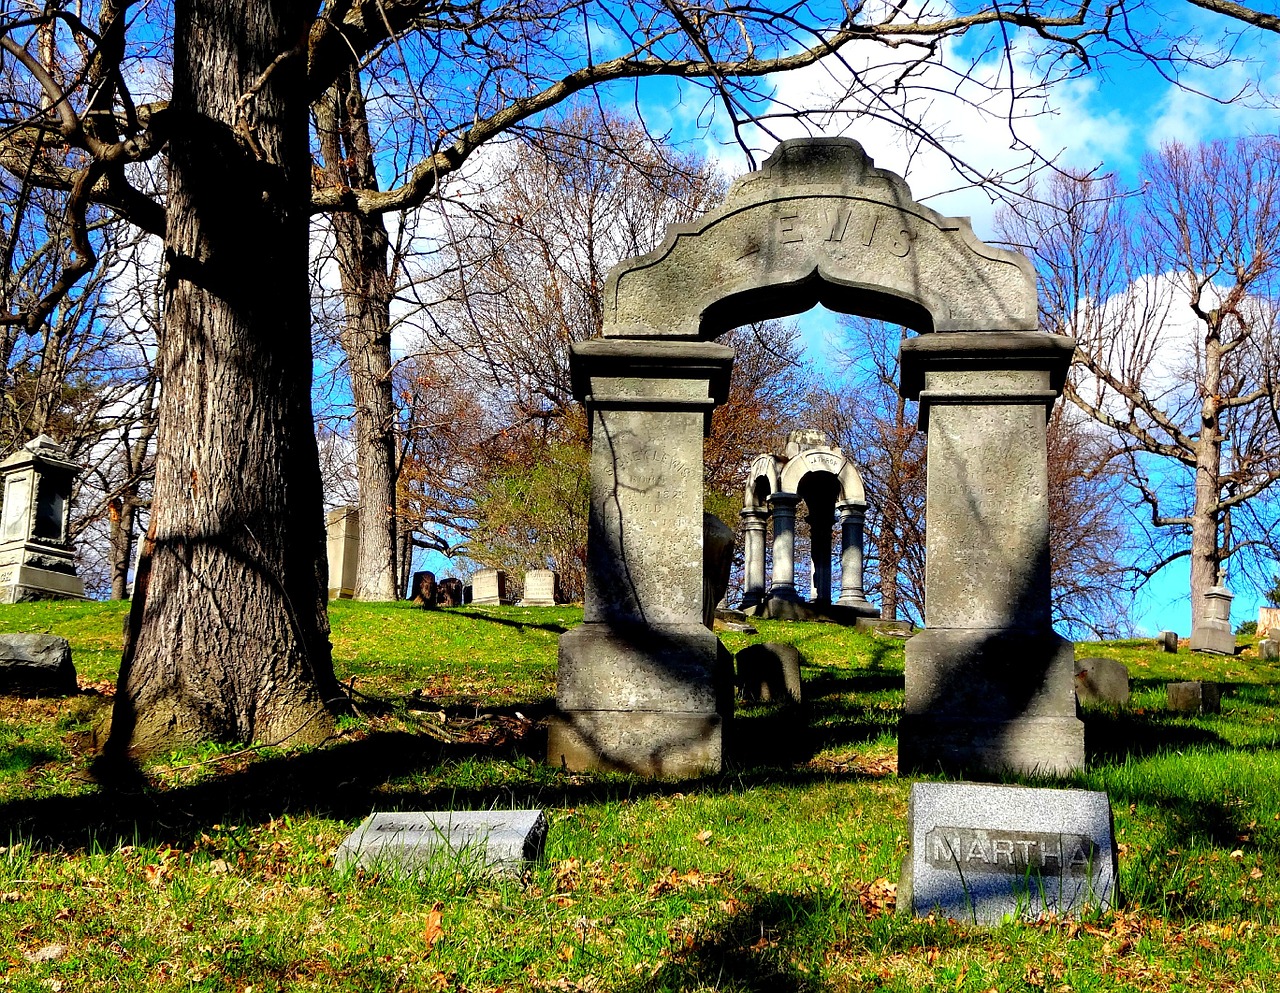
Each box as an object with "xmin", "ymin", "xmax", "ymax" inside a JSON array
[
  {"xmin": 550, "ymin": 138, "xmax": 1083, "ymax": 779},
  {"xmin": 740, "ymin": 430, "xmax": 876, "ymax": 618}
]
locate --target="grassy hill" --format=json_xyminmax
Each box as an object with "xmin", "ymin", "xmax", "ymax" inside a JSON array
[{"xmin": 1, "ymin": 601, "xmax": 1278, "ymax": 991}]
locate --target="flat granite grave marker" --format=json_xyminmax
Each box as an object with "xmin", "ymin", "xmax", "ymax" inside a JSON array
[
  {"xmin": 899, "ymin": 782, "xmax": 1118, "ymax": 924},
  {"xmin": 335, "ymin": 810, "xmax": 547, "ymax": 879}
]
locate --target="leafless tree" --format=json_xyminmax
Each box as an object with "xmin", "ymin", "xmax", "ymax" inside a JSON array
[{"xmin": 998, "ymin": 139, "xmax": 1280, "ymax": 621}]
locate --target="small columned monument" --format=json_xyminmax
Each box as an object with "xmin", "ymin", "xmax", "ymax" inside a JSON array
[
  {"xmin": 0, "ymin": 436, "xmax": 86, "ymax": 602},
  {"xmin": 550, "ymin": 137, "xmax": 1083, "ymax": 778}
]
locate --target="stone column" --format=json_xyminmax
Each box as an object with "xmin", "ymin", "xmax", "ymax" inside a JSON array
[
  {"xmin": 550, "ymin": 339, "xmax": 735, "ymax": 778},
  {"xmin": 739, "ymin": 508, "xmax": 769, "ymax": 608},
  {"xmin": 766, "ymin": 492, "xmax": 800, "ymax": 601},
  {"xmin": 807, "ymin": 506, "xmax": 833, "ymax": 604},
  {"xmin": 835, "ymin": 500, "xmax": 877, "ymax": 615},
  {"xmin": 898, "ymin": 331, "xmax": 1084, "ymax": 778}
]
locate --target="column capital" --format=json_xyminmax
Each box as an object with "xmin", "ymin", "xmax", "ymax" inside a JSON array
[
  {"xmin": 836, "ymin": 499, "xmax": 866, "ymax": 519},
  {"xmin": 740, "ymin": 507, "xmax": 769, "ymax": 528},
  {"xmin": 767, "ymin": 491, "xmax": 799, "ymax": 510}
]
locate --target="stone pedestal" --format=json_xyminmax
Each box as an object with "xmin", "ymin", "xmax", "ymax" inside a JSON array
[
  {"xmin": 898, "ymin": 332, "xmax": 1083, "ymax": 777},
  {"xmin": 0, "ymin": 436, "xmax": 86, "ymax": 603},
  {"xmin": 549, "ymin": 339, "xmax": 734, "ymax": 777},
  {"xmin": 1190, "ymin": 586, "xmax": 1235, "ymax": 656},
  {"xmin": 325, "ymin": 506, "xmax": 359, "ymax": 600},
  {"xmin": 739, "ymin": 508, "xmax": 769, "ymax": 609}
]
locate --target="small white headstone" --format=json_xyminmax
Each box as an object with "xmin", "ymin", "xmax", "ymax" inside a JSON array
[
  {"xmin": 335, "ymin": 810, "xmax": 547, "ymax": 879},
  {"xmin": 518, "ymin": 569, "xmax": 557, "ymax": 606},
  {"xmin": 899, "ymin": 782, "xmax": 1118, "ymax": 924},
  {"xmin": 471, "ymin": 568, "xmax": 506, "ymax": 605}
]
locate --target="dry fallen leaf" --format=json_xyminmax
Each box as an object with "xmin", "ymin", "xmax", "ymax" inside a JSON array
[
  {"xmin": 694, "ymin": 830, "xmax": 713, "ymax": 846},
  {"xmin": 24, "ymin": 943, "xmax": 67, "ymax": 963},
  {"xmin": 423, "ymin": 903, "xmax": 445, "ymax": 950},
  {"xmin": 1230, "ymin": 849, "xmax": 1245, "ymax": 860},
  {"xmin": 1250, "ymin": 867, "xmax": 1264, "ymax": 880}
]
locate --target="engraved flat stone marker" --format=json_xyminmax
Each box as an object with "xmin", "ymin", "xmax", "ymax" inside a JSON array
[
  {"xmin": 898, "ymin": 782, "xmax": 1117, "ymax": 924},
  {"xmin": 335, "ymin": 810, "xmax": 548, "ymax": 879}
]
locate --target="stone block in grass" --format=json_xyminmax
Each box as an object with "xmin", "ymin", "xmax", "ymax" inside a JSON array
[
  {"xmin": 1157, "ymin": 630, "xmax": 1178, "ymax": 653},
  {"xmin": 1074, "ymin": 657, "xmax": 1130, "ymax": 707},
  {"xmin": 1167, "ymin": 680, "xmax": 1221, "ymax": 715},
  {"xmin": 0, "ymin": 633, "xmax": 76, "ymax": 696},
  {"xmin": 899, "ymin": 782, "xmax": 1118, "ymax": 925},
  {"xmin": 736, "ymin": 642, "xmax": 803, "ymax": 705},
  {"xmin": 335, "ymin": 810, "xmax": 548, "ymax": 879}
]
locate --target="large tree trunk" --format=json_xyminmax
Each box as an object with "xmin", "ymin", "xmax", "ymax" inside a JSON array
[
  {"xmin": 107, "ymin": 497, "xmax": 135, "ymax": 600},
  {"xmin": 106, "ymin": 0, "xmax": 341, "ymax": 758},
  {"xmin": 316, "ymin": 68, "xmax": 400, "ymax": 601}
]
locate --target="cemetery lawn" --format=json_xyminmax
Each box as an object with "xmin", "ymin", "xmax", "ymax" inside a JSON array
[{"xmin": 0, "ymin": 603, "xmax": 1278, "ymax": 992}]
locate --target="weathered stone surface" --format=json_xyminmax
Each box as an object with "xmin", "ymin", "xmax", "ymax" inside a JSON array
[
  {"xmin": 702, "ymin": 514, "xmax": 734, "ymax": 630},
  {"xmin": 901, "ymin": 630, "xmax": 1083, "ymax": 777},
  {"xmin": 409, "ymin": 570, "xmax": 437, "ymax": 607},
  {"xmin": 1259, "ymin": 639, "xmax": 1280, "ymax": 662},
  {"xmin": 1259, "ymin": 607, "xmax": 1280, "ymax": 638},
  {"xmin": 437, "ymin": 577, "xmax": 463, "ymax": 606},
  {"xmin": 1158, "ymin": 630, "xmax": 1178, "ymax": 653},
  {"xmin": 899, "ymin": 782, "xmax": 1118, "ymax": 924},
  {"xmin": 0, "ymin": 633, "xmax": 76, "ymax": 696},
  {"xmin": 0, "ymin": 436, "xmax": 86, "ymax": 603},
  {"xmin": 1190, "ymin": 586, "xmax": 1236, "ymax": 655},
  {"xmin": 856, "ymin": 617, "xmax": 915, "ymax": 637},
  {"xmin": 736, "ymin": 642, "xmax": 803, "ymax": 705},
  {"xmin": 1167, "ymin": 681, "xmax": 1222, "ymax": 714},
  {"xmin": 602, "ymin": 139, "xmax": 1036, "ymax": 339},
  {"xmin": 1074, "ymin": 658, "xmax": 1130, "ymax": 708},
  {"xmin": 335, "ymin": 810, "xmax": 547, "ymax": 879},
  {"xmin": 518, "ymin": 569, "xmax": 558, "ymax": 606},
  {"xmin": 472, "ymin": 568, "xmax": 507, "ymax": 605},
  {"xmin": 898, "ymin": 333, "xmax": 1082, "ymax": 778},
  {"xmin": 326, "ymin": 506, "xmax": 359, "ymax": 600}
]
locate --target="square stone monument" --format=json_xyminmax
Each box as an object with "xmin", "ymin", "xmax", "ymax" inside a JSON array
[
  {"xmin": 325, "ymin": 506, "xmax": 359, "ymax": 600},
  {"xmin": 1190, "ymin": 586, "xmax": 1235, "ymax": 656},
  {"xmin": 518, "ymin": 569, "xmax": 558, "ymax": 606},
  {"xmin": 899, "ymin": 782, "xmax": 1118, "ymax": 924},
  {"xmin": 0, "ymin": 436, "xmax": 86, "ymax": 602},
  {"xmin": 471, "ymin": 568, "xmax": 507, "ymax": 605},
  {"xmin": 897, "ymin": 333, "xmax": 1084, "ymax": 776}
]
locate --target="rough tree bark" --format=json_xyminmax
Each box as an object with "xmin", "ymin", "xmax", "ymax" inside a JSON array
[
  {"xmin": 105, "ymin": 0, "xmax": 342, "ymax": 757},
  {"xmin": 315, "ymin": 67, "xmax": 399, "ymax": 601}
]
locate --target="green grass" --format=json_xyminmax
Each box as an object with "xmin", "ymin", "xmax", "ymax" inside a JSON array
[{"xmin": 1, "ymin": 602, "xmax": 1279, "ymax": 991}]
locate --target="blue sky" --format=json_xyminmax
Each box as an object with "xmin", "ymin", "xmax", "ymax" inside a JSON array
[{"xmin": 624, "ymin": 7, "xmax": 1280, "ymax": 637}]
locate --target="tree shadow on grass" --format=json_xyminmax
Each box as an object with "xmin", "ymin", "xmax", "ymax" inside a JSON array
[
  {"xmin": 1082, "ymin": 709, "xmax": 1229, "ymax": 763},
  {"xmin": 433, "ymin": 608, "xmax": 570, "ymax": 635}
]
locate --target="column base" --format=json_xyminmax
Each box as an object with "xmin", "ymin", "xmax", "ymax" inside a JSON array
[
  {"xmin": 901, "ymin": 627, "xmax": 1083, "ymax": 778},
  {"xmin": 547, "ymin": 711, "xmax": 723, "ymax": 777},
  {"xmin": 898, "ymin": 714, "xmax": 1084, "ymax": 778},
  {"xmin": 835, "ymin": 594, "xmax": 880, "ymax": 617}
]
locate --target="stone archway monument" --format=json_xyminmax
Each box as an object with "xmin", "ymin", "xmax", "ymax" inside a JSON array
[{"xmin": 548, "ymin": 138, "xmax": 1084, "ymax": 778}]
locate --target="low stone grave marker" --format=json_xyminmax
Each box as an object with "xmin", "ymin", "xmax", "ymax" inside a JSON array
[
  {"xmin": 736, "ymin": 642, "xmax": 803, "ymax": 705},
  {"xmin": 336, "ymin": 810, "xmax": 547, "ymax": 879},
  {"xmin": 1167, "ymin": 681, "xmax": 1221, "ymax": 714},
  {"xmin": 518, "ymin": 570, "xmax": 558, "ymax": 606},
  {"xmin": 1074, "ymin": 658, "xmax": 1130, "ymax": 707},
  {"xmin": 1157, "ymin": 630, "xmax": 1178, "ymax": 653},
  {"xmin": 1190, "ymin": 586, "xmax": 1236, "ymax": 655},
  {"xmin": 0, "ymin": 633, "xmax": 76, "ymax": 696},
  {"xmin": 471, "ymin": 569, "xmax": 507, "ymax": 605},
  {"xmin": 1260, "ymin": 639, "xmax": 1279, "ymax": 662},
  {"xmin": 898, "ymin": 782, "xmax": 1118, "ymax": 924}
]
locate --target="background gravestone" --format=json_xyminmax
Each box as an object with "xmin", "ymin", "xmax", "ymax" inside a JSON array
[
  {"xmin": 325, "ymin": 506, "xmax": 359, "ymax": 600},
  {"xmin": 0, "ymin": 633, "xmax": 77, "ymax": 696},
  {"xmin": 471, "ymin": 569, "xmax": 507, "ymax": 605},
  {"xmin": 899, "ymin": 782, "xmax": 1118, "ymax": 924},
  {"xmin": 0, "ymin": 436, "xmax": 86, "ymax": 603},
  {"xmin": 518, "ymin": 570, "xmax": 558, "ymax": 606},
  {"xmin": 735, "ymin": 643, "xmax": 803, "ymax": 705},
  {"xmin": 1158, "ymin": 630, "xmax": 1178, "ymax": 653},
  {"xmin": 1074, "ymin": 658, "xmax": 1130, "ymax": 708},
  {"xmin": 1190, "ymin": 586, "xmax": 1235, "ymax": 655},
  {"xmin": 1167, "ymin": 681, "xmax": 1221, "ymax": 714}
]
